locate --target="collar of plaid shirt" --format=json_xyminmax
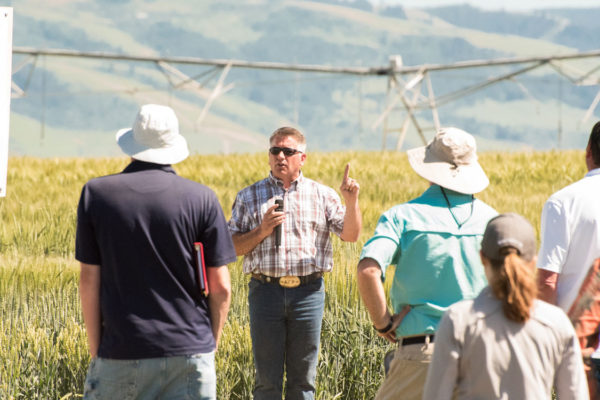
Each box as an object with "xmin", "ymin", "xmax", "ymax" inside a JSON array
[{"xmin": 268, "ymin": 170, "xmax": 304, "ymax": 188}]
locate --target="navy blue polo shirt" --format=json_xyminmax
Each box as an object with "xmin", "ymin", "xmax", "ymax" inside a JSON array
[{"xmin": 75, "ymin": 160, "xmax": 237, "ymax": 359}]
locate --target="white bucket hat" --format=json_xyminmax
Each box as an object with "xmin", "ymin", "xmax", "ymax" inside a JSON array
[
  {"xmin": 407, "ymin": 127, "xmax": 489, "ymax": 194},
  {"xmin": 116, "ymin": 104, "xmax": 189, "ymax": 165}
]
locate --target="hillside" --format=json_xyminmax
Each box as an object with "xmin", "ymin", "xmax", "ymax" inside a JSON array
[{"xmin": 6, "ymin": 0, "xmax": 600, "ymax": 156}]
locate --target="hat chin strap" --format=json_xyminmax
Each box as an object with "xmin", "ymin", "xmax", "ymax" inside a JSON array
[{"xmin": 440, "ymin": 187, "xmax": 474, "ymax": 229}]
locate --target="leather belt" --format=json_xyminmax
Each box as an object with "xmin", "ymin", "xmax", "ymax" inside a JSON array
[
  {"xmin": 401, "ymin": 335, "xmax": 434, "ymax": 346},
  {"xmin": 251, "ymin": 272, "xmax": 323, "ymax": 288}
]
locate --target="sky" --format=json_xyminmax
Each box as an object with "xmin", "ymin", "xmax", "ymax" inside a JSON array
[{"xmin": 379, "ymin": 0, "xmax": 600, "ymax": 11}]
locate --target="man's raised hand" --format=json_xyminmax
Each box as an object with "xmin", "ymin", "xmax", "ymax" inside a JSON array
[{"xmin": 340, "ymin": 163, "xmax": 360, "ymax": 200}]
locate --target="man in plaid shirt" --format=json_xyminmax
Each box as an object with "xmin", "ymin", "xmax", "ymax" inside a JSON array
[{"xmin": 228, "ymin": 126, "xmax": 361, "ymax": 400}]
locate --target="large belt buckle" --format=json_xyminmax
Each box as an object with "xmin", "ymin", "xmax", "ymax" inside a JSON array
[{"xmin": 279, "ymin": 276, "xmax": 301, "ymax": 288}]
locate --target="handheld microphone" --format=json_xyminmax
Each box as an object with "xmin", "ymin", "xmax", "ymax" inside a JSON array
[{"xmin": 275, "ymin": 199, "xmax": 284, "ymax": 247}]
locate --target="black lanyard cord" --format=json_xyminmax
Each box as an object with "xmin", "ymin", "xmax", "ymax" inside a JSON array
[{"xmin": 440, "ymin": 187, "xmax": 474, "ymax": 229}]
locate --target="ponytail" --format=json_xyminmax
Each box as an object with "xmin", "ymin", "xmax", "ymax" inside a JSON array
[{"xmin": 488, "ymin": 248, "xmax": 537, "ymax": 323}]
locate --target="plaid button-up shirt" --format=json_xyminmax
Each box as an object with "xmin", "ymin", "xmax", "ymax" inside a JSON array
[{"xmin": 228, "ymin": 172, "xmax": 345, "ymax": 277}]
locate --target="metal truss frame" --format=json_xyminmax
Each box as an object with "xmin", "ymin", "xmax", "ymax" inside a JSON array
[{"xmin": 11, "ymin": 47, "xmax": 600, "ymax": 150}]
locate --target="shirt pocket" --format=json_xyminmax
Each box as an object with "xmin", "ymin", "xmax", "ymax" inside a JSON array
[{"xmin": 297, "ymin": 207, "xmax": 325, "ymax": 246}]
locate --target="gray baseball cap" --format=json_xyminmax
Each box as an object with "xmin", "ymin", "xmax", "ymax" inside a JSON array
[{"xmin": 481, "ymin": 213, "xmax": 537, "ymax": 262}]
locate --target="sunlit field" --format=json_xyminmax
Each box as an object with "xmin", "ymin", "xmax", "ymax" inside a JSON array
[{"xmin": 0, "ymin": 150, "xmax": 586, "ymax": 399}]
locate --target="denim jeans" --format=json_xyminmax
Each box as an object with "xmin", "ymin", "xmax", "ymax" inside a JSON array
[
  {"xmin": 83, "ymin": 352, "xmax": 216, "ymax": 400},
  {"xmin": 248, "ymin": 277, "xmax": 325, "ymax": 400}
]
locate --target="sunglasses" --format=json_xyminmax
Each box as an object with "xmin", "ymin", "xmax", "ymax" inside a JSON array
[{"xmin": 269, "ymin": 146, "xmax": 303, "ymax": 156}]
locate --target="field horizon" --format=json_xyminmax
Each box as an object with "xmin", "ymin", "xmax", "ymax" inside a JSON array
[{"xmin": 0, "ymin": 150, "xmax": 586, "ymax": 399}]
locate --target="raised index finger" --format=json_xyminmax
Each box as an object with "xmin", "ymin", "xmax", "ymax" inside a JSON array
[{"xmin": 343, "ymin": 163, "xmax": 350, "ymax": 183}]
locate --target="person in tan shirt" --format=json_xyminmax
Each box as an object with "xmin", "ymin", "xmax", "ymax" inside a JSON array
[{"xmin": 423, "ymin": 213, "xmax": 588, "ymax": 400}]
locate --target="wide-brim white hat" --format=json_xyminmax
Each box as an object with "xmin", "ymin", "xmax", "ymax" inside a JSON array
[
  {"xmin": 116, "ymin": 104, "xmax": 189, "ymax": 165},
  {"xmin": 407, "ymin": 127, "xmax": 489, "ymax": 194}
]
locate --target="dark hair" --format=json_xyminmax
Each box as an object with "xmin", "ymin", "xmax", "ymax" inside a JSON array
[
  {"xmin": 589, "ymin": 121, "xmax": 600, "ymax": 166},
  {"xmin": 488, "ymin": 247, "xmax": 537, "ymax": 323}
]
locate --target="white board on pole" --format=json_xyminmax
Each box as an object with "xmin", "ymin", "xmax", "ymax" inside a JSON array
[{"xmin": 0, "ymin": 8, "xmax": 12, "ymax": 197}]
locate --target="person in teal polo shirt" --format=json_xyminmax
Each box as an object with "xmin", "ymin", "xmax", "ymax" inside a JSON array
[{"xmin": 357, "ymin": 127, "xmax": 498, "ymax": 400}]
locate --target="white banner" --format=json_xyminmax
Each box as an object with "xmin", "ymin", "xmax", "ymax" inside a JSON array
[{"xmin": 0, "ymin": 8, "xmax": 12, "ymax": 197}]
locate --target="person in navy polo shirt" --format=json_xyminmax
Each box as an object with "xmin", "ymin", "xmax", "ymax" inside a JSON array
[{"xmin": 76, "ymin": 104, "xmax": 237, "ymax": 400}]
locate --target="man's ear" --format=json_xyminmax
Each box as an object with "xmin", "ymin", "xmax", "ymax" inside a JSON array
[
  {"xmin": 586, "ymin": 142, "xmax": 592, "ymax": 159},
  {"xmin": 586, "ymin": 142, "xmax": 596, "ymax": 170}
]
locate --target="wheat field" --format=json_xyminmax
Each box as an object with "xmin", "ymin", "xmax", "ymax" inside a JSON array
[{"xmin": 0, "ymin": 150, "xmax": 586, "ymax": 399}]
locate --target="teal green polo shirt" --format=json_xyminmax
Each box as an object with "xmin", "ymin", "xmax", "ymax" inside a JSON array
[{"xmin": 360, "ymin": 185, "xmax": 497, "ymax": 337}]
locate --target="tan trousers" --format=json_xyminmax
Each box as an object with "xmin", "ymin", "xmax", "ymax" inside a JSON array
[{"xmin": 375, "ymin": 342, "xmax": 435, "ymax": 400}]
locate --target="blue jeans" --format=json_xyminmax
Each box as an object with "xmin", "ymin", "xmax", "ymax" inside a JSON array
[
  {"xmin": 248, "ymin": 277, "xmax": 325, "ymax": 400},
  {"xmin": 83, "ymin": 352, "xmax": 216, "ymax": 400}
]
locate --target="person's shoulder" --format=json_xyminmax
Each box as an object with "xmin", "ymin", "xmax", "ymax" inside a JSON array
[
  {"xmin": 242, "ymin": 176, "xmax": 269, "ymax": 189},
  {"xmin": 532, "ymin": 299, "xmax": 566, "ymax": 316},
  {"xmin": 175, "ymin": 175, "xmax": 213, "ymax": 191},
  {"xmin": 530, "ymin": 300, "xmax": 573, "ymax": 332},
  {"xmin": 474, "ymin": 197, "xmax": 496, "ymax": 210},
  {"xmin": 184, "ymin": 179, "xmax": 220, "ymax": 198},
  {"xmin": 302, "ymin": 177, "xmax": 340, "ymax": 197},
  {"xmin": 386, "ymin": 192, "xmax": 430, "ymax": 217},
  {"xmin": 547, "ymin": 175, "xmax": 592, "ymax": 202},
  {"xmin": 302, "ymin": 176, "xmax": 331, "ymax": 190},
  {"xmin": 384, "ymin": 203, "xmax": 411, "ymax": 217},
  {"xmin": 533, "ymin": 298, "xmax": 564, "ymax": 313},
  {"xmin": 234, "ymin": 177, "xmax": 269, "ymax": 196},
  {"xmin": 87, "ymin": 171, "xmax": 122, "ymax": 183},
  {"xmin": 450, "ymin": 287, "xmax": 495, "ymax": 316},
  {"xmin": 404, "ymin": 187, "xmax": 443, "ymax": 209},
  {"xmin": 466, "ymin": 287, "xmax": 504, "ymax": 319},
  {"xmin": 447, "ymin": 298, "xmax": 476, "ymax": 314},
  {"xmin": 474, "ymin": 199, "xmax": 499, "ymax": 220},
  {"xmin": 373, "ymin": 202, "xmax": 416, "ymax": 226},
  {"xmin": 443, "ymin": 297, "xmax": 479, "ymax": 327},
  {"xmin": 81, "ymin": 172, "xmax": 123, "ymax": 191}
]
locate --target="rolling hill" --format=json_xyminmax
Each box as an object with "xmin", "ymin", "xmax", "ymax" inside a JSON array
[{"xmin": 6, "ymin": 0, "xmax": 600, "ymax": 156}]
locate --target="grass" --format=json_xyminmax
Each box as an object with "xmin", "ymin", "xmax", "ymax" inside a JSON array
[{"xmin": 0, "ymin": 150, "xmax": 587, "ymax": 399}]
